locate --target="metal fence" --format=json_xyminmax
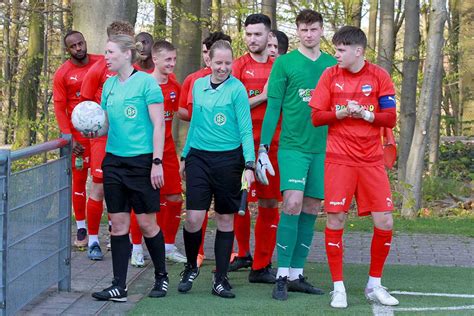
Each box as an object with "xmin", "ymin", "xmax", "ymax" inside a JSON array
[{"xmin": 0, "ymin": 135, "xmax": 72, "ymax": 315}]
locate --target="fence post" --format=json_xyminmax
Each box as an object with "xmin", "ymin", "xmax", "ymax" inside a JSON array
[
  {"xmin": 0, "ymin": 150, "xmax": 11, "ymax": 315},
  {"xmin": 58, "ymin": 135, "xmax": 72, "ymax": 292}
]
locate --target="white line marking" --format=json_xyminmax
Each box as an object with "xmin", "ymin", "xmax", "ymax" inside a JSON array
[
  {"xmin": 395, "ymin": 305, "xmax": 474, "ymax": 312},
  {"xmin": 391, "ymin": 291, "xmax": 474, "ymax": 298},
  {"xmin": 372, "ymin": 304, "xmax": 394, "ymax": 316}
]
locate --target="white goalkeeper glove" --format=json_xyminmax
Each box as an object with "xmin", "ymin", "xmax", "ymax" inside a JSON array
[{"xmin": 256, "ymin": 144, "xmax": 275, "ymax": 185}]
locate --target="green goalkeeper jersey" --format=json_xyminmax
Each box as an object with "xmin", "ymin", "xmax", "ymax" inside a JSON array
[{"xmin": 261, "ymin": 49, "xmax": 336, "ymax": 153}]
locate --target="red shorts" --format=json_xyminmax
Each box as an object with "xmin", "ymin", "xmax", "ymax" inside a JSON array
[
  {"xmin": 324, "ymin": 163, "xmax": 393, "ymax": 216},
  {"xmin": 71, "ymin": 132, "xmax": 106, "ymax": 179},
  {"xmin": 161, "ymin": 150, "xmax": 182, "ymax": 195},
  {"xmin": 249, "ymin": 149, "xmax": 282, "ymax": 202}
]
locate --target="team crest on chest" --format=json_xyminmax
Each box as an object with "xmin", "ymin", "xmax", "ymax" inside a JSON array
[
  {"xmin": 214, "ymin": 113, "xmax": 226, "ymax": 126},
  {"xmin": 124, "ymin": 105, "xmax": 137, "ymax": 118},
  {"xmin": 361, "ymin": 84, "xmax": 372, "ymax": 96}
]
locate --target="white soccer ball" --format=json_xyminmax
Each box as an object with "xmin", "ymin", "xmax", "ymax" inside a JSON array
[{"xmin": 71, "ymin": 101, "xmax": 108, "ymax": 137}]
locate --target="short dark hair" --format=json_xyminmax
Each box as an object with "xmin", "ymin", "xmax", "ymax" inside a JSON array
[
  {"xmin": 202, "ymin": 31, "xmax": 232, "ymax": 50},
  {"xmin": 209, "ymin": 40, "xmax": 233, "ymax": 60},
  {"xmin": 136, "ymin": 32, "xmax": 153, "ymax": 42},
  {"xmin": 271, "ymin": 29, "xmax": 289, "ymax": 55},
  {"xmin": 295, "ymin": 9, "xmax": 323, "ymax": 27},
  {"xmin": 244, "ymin": 13, "xmax": 271, "ymax": 29},
  {"xmin": 152, "ymin": 40, "xmax": 176, "ymax": 54},
  {"xmin": 63, "ymin": 30, "xmax": 83, "ymax": 46},
  {"xmin": 107, "ymin": 21, "xmax": 134, "ymax": 37},
  {"xmin": 332, "ymin": 26, "xmax": 367, "ymax": 49}
]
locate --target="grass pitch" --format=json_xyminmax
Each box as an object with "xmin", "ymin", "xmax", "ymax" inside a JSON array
[{"xmin": 128, "ymin": 261, "xmax": 474, "ymax": 315}]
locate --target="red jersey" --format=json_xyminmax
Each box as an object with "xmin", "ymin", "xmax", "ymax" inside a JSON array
[
  {"xmin": 80, "ymin": 57, "xmax": 115, "ymax": 104},
  {"xmin": 133, "ymin": 63, "xmax": 154, "ymax": 74},
  {"xmin": 53, "ymin": 54, "xmax": 102, "ymax": 133},
  {"xmin": 309, "ymin": 61, "xmax": 396, "ymax": 166},
  {"xmin": 179, "ymin": 67, "xmax": 212, "ymax": 117},
  {"xmin": 160, "ymin": 78, "xmax": 181, "ymax": 152},
  {"xmin": 232, "ymin": 53, "xmax": 279, "ymax": 146}
]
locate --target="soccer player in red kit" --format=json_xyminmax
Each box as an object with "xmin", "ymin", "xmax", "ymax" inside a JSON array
[
  {"xmin": 230, "ymin": 13, "xmax": 281, "ymax": 284},
  {"xmin": 80, "ymin": 21, "xmax": 136, "ymax": 261},
  {"xmin": 149, "ymin": 40, "xmax": 187, "ymax": 263},
  {"xmin": 134, "ymin": 32, "xmax": 155, "ymax": 73},
  {"xmin": 53, "ymin": 31, "xmax": 101, "ymax": 250},
  {"xmin": 310, "ymin": 26, "xmax": 399, "ymax": 309},
  {"xmin": 176, "ymin": 31, "xmax": 232, "ymax": 267}
]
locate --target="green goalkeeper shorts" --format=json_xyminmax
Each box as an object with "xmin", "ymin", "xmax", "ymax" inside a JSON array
[{"xmin": 278, "ymin": 149, "xmax": 325, "ymax": 199}]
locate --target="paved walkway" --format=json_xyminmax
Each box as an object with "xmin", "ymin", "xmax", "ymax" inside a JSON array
[{"xmin": 19, "ymin": 228, "xmax": 473, "ymax": 315}]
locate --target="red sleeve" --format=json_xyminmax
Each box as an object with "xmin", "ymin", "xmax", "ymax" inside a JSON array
[
  {"xmin": 80, "ymin": 63, "xmax": 102, "ymax": 103},
  {"xmin": 373, "ymin": 108, "xmax": 396, "ymax": 128},
  {"xmin": 179, "ymin": 75, "xmax": 191, "ymax": 110},
  {"xmin": 53, "ymin": 68, "xmax": 72, "ymax": 134},
  {"xmin": 232, "ymin": 58, "xmax": 243, "ymax": 80},
  {"xmin": 309, "ymin": 69, "xmax": 337, "ymax": 126}
]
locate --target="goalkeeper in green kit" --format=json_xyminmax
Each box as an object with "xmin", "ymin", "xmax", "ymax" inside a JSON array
[{"xmin": 256, "ymin": 9, "xmax": 336, "ymax": 301}]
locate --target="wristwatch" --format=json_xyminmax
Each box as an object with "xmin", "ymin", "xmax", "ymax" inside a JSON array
[
  {"xmin": 244, "ymin": 161, "xmax": 255, "ymax": 171},
  {"xmin": 152, "ymin": 157, "xmax": 162, "ymax": 165}
]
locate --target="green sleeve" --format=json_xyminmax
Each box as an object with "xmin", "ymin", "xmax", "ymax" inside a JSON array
[
  {"xmin": 261, "ymin": 57, "xmax": 286, "ymax": 146},
  {"xmin": 234, "ymin": 85, "xmax": 255, "ymax": 162},
  {"xmin": 260, "ymin": 96, "xmax": 282, "ymax": 146}
]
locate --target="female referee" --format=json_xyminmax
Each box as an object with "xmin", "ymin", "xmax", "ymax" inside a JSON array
[
  {"xmin": 91, "ymin": 34, "xmax": 168, "ymax": 302},
  {"xmin": 177, "ymin": 40, "xmax": 255, "ymax": 299}
]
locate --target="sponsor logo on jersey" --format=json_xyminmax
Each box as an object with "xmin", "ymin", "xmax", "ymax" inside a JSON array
[
  {"xmin": 362, "ymin": 84, "xmax": 372, "ymax": 96},
  {"xmin": 386, "ymin": 197, "xmax": 393, "ymax": 207},
  {"xmin": 70, "ymin": 75, "xmax": 78, "ymax": 81},
  {"xmin": 249, "ymin": 89, "xmax": 261, "ymax": 97},
  {"xmin": 76, "ymin": 91, "xmax": 81, "ymax": 97},
  {"xmin": 124, "ymin": 105, "xmax": 137, "ymax": 118},
  {"xmin": 298, "ymin": 89, "xmax": 314, "ymax": 102},
  {"xmin": 164, "ymin": 110, "xmax": 173, "ymax": 121},
  {"xmin": 336, "ymin": 104, "xmax": 376, "ymax": 112},
  {"xmin": 214, "ymin": 113, "xmax": 226, "ymax": 126},
  {"xmin": 335, "ymin": 82, "xmax": 344, "ymax": 90},
  {"xmin": 170, "ymin": 91, "xmax": 176, "ymax": 101},
  {"xmin": 329, "ymin": 198, "xmax": 346, "ymax": 206},
  {"xmin": 245, "ymin": 70, "xmax": 255, "ymax": 77},
  {"xmin": 288, "ymin": 177, "xmax": 306, "ymax": 185}
]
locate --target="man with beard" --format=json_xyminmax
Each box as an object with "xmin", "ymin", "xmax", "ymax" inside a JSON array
[
  {"xmin": 257, "ymin": 9, "xmax": 336, "ymax": 300},
  {"xmin": 230, "ymin": 13, "xmax": 280, "ymax": 285},
  {"xmin": 53, "ymin": 31, "xmax": 101, "ymax": 252}
]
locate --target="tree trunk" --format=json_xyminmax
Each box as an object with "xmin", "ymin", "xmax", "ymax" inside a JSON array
[
  {"xmin": 428, "ymin": 61, "xmax": 443, "ymax": 175},
  {"xmin": 344, "ymin": 0, "xmax": 362, "ymax": 27},
  {"xmin": 377, "ymin": 0, "xmax": 395, "ymax": 74},
  {"xmin": 459, "ymin": 0, "xmax": 474, "ymax": 135},
  {"xmin": 172, "ymin": 0, "xmax": 201, "ymax": 150},
  {"xmin": 14, "ymin": 0, "xmax": 45, "ymax": 148},
  {"xmin": 262, "ymin": 0, "xmax": 277, "ymax": 29},
  {"xmin": 71, "ymin": 0, "xmax": 138, "ymax": 54},
  {"xmin": 201, "ymin": 0, "xmax": 211, "ymax": 43},
  {"xmin": 368, "ymin": 0, "xmax": 378, "ymax": 52},
  {"xmin": 211, "ymin": 0, "xmax": 221, "ymax": 31},
  {"xmin": 398, "ymin": 0, "xmax": 420, "ymax": 182},
  {"xmin": 2, "ymin": 0, "xmax": 21, "ymax": 145},
  {"xmin": 154, "ymin": 0, "xmax": 167, "ymax": 40},
  {"xmin": 447, "ymin": 0, "xmax": 460, "ymax": 135},
  {"xmin": 401, "ymin": 0, "xmax": 447, "ymax": 217}
]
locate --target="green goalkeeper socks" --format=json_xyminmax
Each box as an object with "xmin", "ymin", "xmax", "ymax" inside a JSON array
[
  {"xmin": 290, "ymin": 212, "xmax": 317, "ymax": 268},
  {"xmin": 276, "ymin": 213, "xmax": 299, "ymax": 267}
]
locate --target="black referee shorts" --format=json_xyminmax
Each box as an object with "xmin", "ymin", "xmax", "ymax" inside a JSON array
[
  {"xmin": 102, "ymin": 153, "xmax": 160, "ymax": 214},
  {"xmin": 185, "ymin": 147, "xmax": 244, "ymax": 214}
]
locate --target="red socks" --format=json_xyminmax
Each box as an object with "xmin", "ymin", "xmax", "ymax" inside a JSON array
[
  {"xmin": 325, "ymin": 227, "xmax": 344, "ymax": 282},
  {"xmin": 161, "ymin": 199, "xmax": 182, "ymax": 244},
  {"xmin": 233, "ymin": 208, "xmax": 251, "ymax": 256},
  {"xmin": 369, "ymin": 227, "xmax": 393, "ymax": 277},
  {"xmin": 86, "ymin": 198, "xmax": 103, "ymax": 235},
  {"xmin": 198, "ymin": 213, "xmax": 208, "ymax": 256},
  {"xmin": 72, "ymin": 168, "xmax": 88, "ymax": 221},
  {"xmin": 252, "ymin": 207, "xmax": 279, "ymax": 270},
  {"xmin": 130, "ymin": 210, "xmax": 142, "ymax": 245}
]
